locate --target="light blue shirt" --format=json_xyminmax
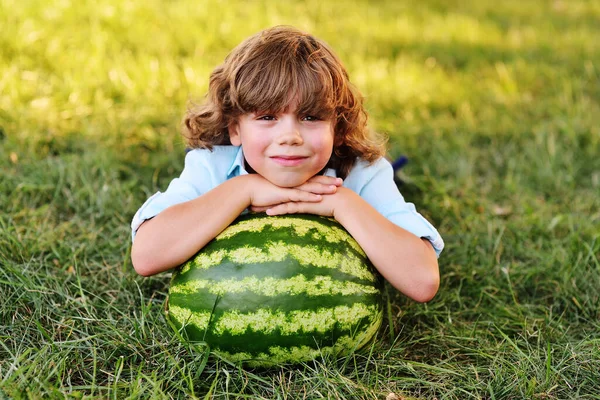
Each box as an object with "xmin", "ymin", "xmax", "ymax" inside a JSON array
[{"xmin": 131, "ymin": 146, "xmax": 444, "ymax": 256}]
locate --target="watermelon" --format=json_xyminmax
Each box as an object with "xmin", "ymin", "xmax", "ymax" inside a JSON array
[{"xmin": 166, "ymin": 213, "xmax": 383, "ymax": 366}]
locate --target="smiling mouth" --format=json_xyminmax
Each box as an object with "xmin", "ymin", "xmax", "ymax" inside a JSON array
[{"xmin": 270, "ymin": 156, "xmax": 308, "ymax": 166}]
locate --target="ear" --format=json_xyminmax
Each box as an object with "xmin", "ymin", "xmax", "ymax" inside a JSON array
[{"xmin": 228, "ymin": 121, "xmax": 242, "ymax": 146}]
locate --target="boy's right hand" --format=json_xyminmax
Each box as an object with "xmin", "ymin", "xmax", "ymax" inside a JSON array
[
  {"xmin": 294, "ymin": 175, "xmax": 343, "ymax": 196},
  {"xmin": 243, "ymin": 174, "xmax": 342, "ymax": 212}
]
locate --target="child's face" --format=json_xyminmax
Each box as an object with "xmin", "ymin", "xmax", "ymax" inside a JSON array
[{"xmin": 229, "ymin": 106, "xmax": 334, "ymax": 188}]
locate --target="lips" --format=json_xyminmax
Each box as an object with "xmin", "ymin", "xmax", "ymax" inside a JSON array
[{"xmin": 270, "ymin": 155, "xmax": 308, "ymax": 167}]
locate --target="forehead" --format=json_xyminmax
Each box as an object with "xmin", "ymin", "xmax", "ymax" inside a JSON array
[{"xmin": 230, "ymin": 43, "xmax": 340, "ymax": 116}]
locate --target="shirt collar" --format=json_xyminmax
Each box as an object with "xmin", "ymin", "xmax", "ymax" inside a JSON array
[
  {"xmin": 323, "ymin": 168, "xmax": 337, "ymax": 177},
  {"xmin": 227, "ymin": 146, "xmax": 248, "ymax": 178}
]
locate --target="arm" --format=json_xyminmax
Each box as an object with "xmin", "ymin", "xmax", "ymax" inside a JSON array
[
  {"xmin": 333, "ymin": 189, "xmax": 439, "ymax": 302},
  {"xmin": 131, "ymin": 174, "xmax": 340, "ymax": 276},
  {"xmin": 131, "ymin": 175, "xmax": 250, "ymax": 276}
]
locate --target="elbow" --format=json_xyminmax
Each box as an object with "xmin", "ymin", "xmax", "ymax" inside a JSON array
[
  {"xmin": 410, "ymin": 243, "xmax": 440, "ymax": 302},
  {"xmin": 131, "ymin": 241, "xmax": 179, "ymax": 276},
  {"xmin": 131, "ymin": 220, "xmax": 164, "ymax": 277},
  {"xmin": 131, "ymin": 243, "xmax": 159, "ymax": 277},
  {"xmin": 390, "ymin": 270, "xmax": 440, "ymax": 303},
  {"xmin": 405, "ymin": 263, "xmax": 440, "ymax": 303},
  {"xmin": 132, "ymin": 257, "xmax": 155, "ymax": 277},
  {"xmin": 410, "ymin": 274, "xmax": 440, "ymax": 303},
  {"xmin": 133, "ymin": 263, "xmax": 156, "ymax": 277}
]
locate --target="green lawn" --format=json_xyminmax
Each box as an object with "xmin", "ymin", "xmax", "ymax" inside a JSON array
[{"xmin": 1, "ymin": 0, "xmax": 599, "ymax": 398}]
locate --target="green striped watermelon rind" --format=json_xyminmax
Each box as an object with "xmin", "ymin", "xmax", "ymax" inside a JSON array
[{"xmin": 166, "ymin": 213, "xmax": 384, "ymax": 366}]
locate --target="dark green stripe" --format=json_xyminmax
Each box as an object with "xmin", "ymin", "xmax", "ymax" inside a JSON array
[
  {"xmin": 207, "ymin": 316, "xmax": 379, "ymax": 356},
  {"xmin": 169, "ymin": 291, "xmax": 381, "ymax": 316},
  {"xmin": 206, "ymin": 229, "xmax": 365, "ymax": 263},
  {"xmin": 173, "ymin": 258, "xmax": 376, "ymax": 287},
  {"xmin": 170, "ymin": 310, "xmax": 379, "ymax": 356},
  {"xmin": 199, "ymin": 213, "xmax": 369, "ymax": 262}
]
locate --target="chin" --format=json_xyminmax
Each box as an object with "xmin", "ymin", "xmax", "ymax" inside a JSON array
[{"xmin": 267, "ymin": 175, "xmax": 310, "ymax": 188}]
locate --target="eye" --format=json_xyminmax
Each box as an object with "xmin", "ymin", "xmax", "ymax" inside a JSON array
[
  {"xmin": 302, "ymin": 115, "xmax": 322, "ymax": 121},
  {"xmin": 256, "ymin": 114, "xmax": 276, "ymax": 121}
]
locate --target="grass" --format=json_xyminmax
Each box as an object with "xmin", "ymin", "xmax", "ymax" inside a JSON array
[{"xmin": 1, "ymin": 0, "xmax": 599, "ymax": 398}]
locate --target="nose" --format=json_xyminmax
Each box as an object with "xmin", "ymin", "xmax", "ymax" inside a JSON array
[{"xmin": 277, "ymin": 118, "xmax": 303, "ymax": 146}]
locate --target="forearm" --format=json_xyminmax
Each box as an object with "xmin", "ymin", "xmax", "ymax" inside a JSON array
[
  {"xmin": 131, "ymin": 176, "xmax": 251, "ymax": 276},
  {"xmin": 334, "ymin": 188, "xmax": 440, "ymax": 302}
]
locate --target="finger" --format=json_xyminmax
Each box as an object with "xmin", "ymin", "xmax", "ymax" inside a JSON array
[
  {"xmin": 266, "ymin": 201, "xmax": 333, "ymax": 217},
  {"xmin": 250, "ymin": 206, "xmax": 270, "ymax": 212},
  {"xmin": 287, "ymin": 189, "xmax": 322, "ymax": 203},
  {"xmin": 266, "ymin": 202, "xmax": 303, "ymax": 216},
  {"xmin": 296, "ymin": 182, "xmax": 338, "ymax": 195},
  {"xmin": 305, "ymin": 175, "xmax": 343, "ymax": 186}
]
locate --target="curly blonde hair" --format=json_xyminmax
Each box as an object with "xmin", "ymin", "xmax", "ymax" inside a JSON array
[{"xmin": 184, "ymin": 26, "xmax": 386, "ymax": 179}]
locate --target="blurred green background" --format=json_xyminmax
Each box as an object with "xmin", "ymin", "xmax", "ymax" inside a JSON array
[{"xmin": 1, "ymin": 0, "xmax": 599, "ymax": 398}]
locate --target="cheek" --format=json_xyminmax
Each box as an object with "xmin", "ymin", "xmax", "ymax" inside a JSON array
[
  {"xmin": 311, "ymin": 130, "xmax": 334, "ymax": 156},
  {"xmin": 240, "ymin": 129, "xmax": 265, "ymax": 150},
  {"xmin": 245, "ymin": 138, "xmax": 269, "ymax": 155},
  {"xmin": 240, "ymin": 135, "xmax": 270, "ymax": 167}
]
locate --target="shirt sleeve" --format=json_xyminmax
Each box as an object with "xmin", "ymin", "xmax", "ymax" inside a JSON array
[
  {"xmin": 130, "ymin": 151, "xmax": 213, "ymax": 242},
  {"xmin": 348, "ymin": 158, "xmax": 445, "ymax": 257}
]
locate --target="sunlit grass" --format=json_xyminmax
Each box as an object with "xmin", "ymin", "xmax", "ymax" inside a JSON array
[{"xmin": 1, "ymin": 0, "xmax": 600, "ymax": 398}]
